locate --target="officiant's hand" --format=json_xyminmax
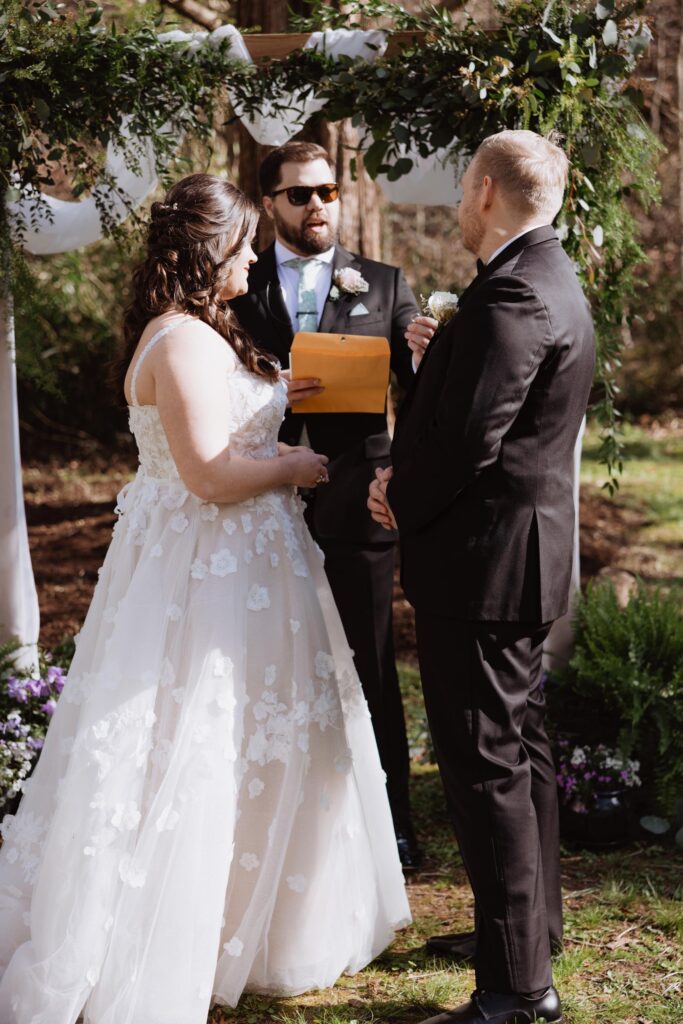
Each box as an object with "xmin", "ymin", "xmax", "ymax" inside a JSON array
[
  {"xmin": 405, "ymin": 315, "xmax": 438, "ymax": 369},
  {"xmin": 280, "ymin": 369, "xmax": 325, "ymax": 406},
  {"xmin": 368, "ymin": 467, "xmax": 397, "ymax": 530}
]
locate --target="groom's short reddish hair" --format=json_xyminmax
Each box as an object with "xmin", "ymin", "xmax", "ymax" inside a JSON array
[
  {"xmin": 473, "ymin": 130, "xmax": 569, "ymax": 221},
  {"xmin": 259, "ymin": 141, "xmax": 334, "ymax": 197}
]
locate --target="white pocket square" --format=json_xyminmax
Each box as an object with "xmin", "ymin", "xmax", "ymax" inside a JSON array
[{"xmin": 349, "ymin": 302, "xmax": 369, "ymax": 316}]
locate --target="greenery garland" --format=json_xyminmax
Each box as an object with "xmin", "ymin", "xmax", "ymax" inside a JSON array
[{"xmin": 1, "ymin": 0, "xmax": 661, "ymax": 482}]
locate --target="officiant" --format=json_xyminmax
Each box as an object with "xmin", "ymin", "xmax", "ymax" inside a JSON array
[{"xmin": 230, "ymin": 140, "xmax": 422, "ymax": 870}]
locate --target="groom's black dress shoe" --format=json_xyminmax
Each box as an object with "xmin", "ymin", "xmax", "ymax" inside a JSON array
[
  {"xmin": 396, "ymin": 831, "xmax": 423, "ymax": 872},
  {"xmin": 419, "ymin": 987, "xmax": 563, "ymax": 1024}
]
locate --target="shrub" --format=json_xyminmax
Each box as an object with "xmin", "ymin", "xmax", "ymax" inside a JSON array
[{"xmin": 551, "ymin": 580, "xmax": 683, "ymax": 815}]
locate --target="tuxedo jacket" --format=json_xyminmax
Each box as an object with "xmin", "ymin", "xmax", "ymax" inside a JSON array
[
  {"xmin": 231, "ymin": 242, "xmax": 418, "ymax": 544},
  {"xmin": 387, "ymin": 226, "xmax": 595, "ymax": 622}
]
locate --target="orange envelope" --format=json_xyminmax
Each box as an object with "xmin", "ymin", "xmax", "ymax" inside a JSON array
[{"xmin": 289, "ymin": 331, "xmax": 391, "ymax": 414}]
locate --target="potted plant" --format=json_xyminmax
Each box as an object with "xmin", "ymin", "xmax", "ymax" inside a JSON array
[
  {"xmin": 0, "ymin": 639, "xmax": 66, "ymax": 818},
  {"xmin": 555, "ymin": 740, "xmax": 642, "ymax": 846}
]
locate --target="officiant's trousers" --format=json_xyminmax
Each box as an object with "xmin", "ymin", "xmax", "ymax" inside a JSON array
[{"xmin": 415, "ymin": 613, "xmax": 562, "ymax": 994}]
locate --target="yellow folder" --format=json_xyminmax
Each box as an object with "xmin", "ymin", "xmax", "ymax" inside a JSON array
[{"xmin": 289, "ymin": 331, "xmax": 391, "ymax": 414}]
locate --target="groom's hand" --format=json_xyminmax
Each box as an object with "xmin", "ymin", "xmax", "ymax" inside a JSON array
[
  {"xmin": 405, "ymin": 315, "xmax": 438, "ymax": 370},
  {"xmin": 368, "ymin": 467, "xmax": 397, "ymax": 530}
]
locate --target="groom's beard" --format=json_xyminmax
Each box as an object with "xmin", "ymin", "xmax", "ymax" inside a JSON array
[
  {"xmin": 273, "ymin": 208, "xmax": 338, "ymax": 256},
  {"xmin": 459, "ymin": 202, "xmax": 485, "ymax": 257}
]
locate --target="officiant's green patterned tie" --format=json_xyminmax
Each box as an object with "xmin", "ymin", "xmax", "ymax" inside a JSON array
[{"xmin": 283, "ymin": 257, "xmax": 320, "ymax": 332}]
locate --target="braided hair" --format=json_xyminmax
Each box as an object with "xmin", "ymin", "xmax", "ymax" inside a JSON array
[{"xmin": 114, "ymin": 174, "xmax": 277, "ymax": 400}]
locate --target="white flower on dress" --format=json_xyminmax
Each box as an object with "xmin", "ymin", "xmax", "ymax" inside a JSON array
[
  {"xmin": 290, "ymin": 619, "xmax": 301, "ymax": 634},
  {"xmin": 161, "ymin": 488, "xmax": 188, "ymax": 510},
  {"xmin": 255, "ymin": 531, "xmax": 267, "ymax": 555},
  {"xmin": 314, "ymin": 651, "xmax": 335, "ymax": 680},
  {"xmin": 119, "ymin": 856, "xmax": 147, "ymax": 888},
  {"xmin": 241, "ymin": 513, "xmax": 253, "ymax": 533},
  {"xmin": 172, "ymin": 687, "xmax": 186, "ymax": 705},
  {"xmin": 170, "ymin": 512, "xmax": 189, "ymax": 534},
  {"xmin": 200, "ymin": 502, "xmax": 219, "ymax": 522},
  {"xmin": 335, "ymin": 750, "xmax": 353, "ymax": 775},
  {"xmin": 244, "ymin": 549, "xmax": 254, "ymax": 564},
  {"xmin": 270, "ymin": 552, "xmax": 280, "ymax": 568},
  {"xmin": 150, "ymin": 543, "xmax": 163, "ymax": 558},
  {"xmin": 167, "ymin": 604, "xmax": 182, "ymax": 621},
  {"xmin": 210, "ymin": 548, "xmax": 238, "ymax": 577},
  {"xmin": 297, "ymin": 732, "xmax": 309, "ymax": 753},
  {"xmin": 111, "ymin": 802, "xmax": 141, "ymax": 831},
  {"xmin": 247, "ymin": 584, "xmax": 270, "ymax": 611},
  {"xmin": 92, "ymin": 719, "xmax": 110, "ymax": 741},
  {"xmin": 190, "ymin": 559, "xmax": 208, "ymax": 580},
  {"xmin": 248, "ymin": 778, "xmax": 265, "ymax": 799},
  {"xmin": 224, "ymin": 937, "xmax": 243, "ymax": 957},
  {"xmin": 213, "ymin": 654, "xmax": 233, "ymax": 678},
  {"xmin": 239, "ymin": 852, "xmax": 260, "ymax": 871},
  {"xmin": 264, "ymin": 665, "xmax": 277, "ymax": 687},
  {"xmin": 286, "ymin": 874, "xmax": 307, "ymax": 893},
  {"xmin": 222, "ymin": 518, "xmax": 237, "ymax": 535}
]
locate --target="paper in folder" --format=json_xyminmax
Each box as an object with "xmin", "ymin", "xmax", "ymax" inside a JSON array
[{"xmin": 289, "ymin": 331, "xmax": 391, "ymax": 414}]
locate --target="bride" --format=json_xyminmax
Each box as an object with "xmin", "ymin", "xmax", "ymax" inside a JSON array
[{"xmin": 0, "ymin": 173, "xmax": 410, "ymax": 1024}]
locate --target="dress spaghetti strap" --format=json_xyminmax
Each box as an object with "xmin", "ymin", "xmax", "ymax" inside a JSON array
[{"xmin": 129, "ymin": 317, "xmax": 194, "ymax": 407}]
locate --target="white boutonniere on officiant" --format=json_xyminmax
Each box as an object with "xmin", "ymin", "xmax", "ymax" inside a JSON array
[
  {"xmin": 329, "ymin": 266, "xmax": 370, "ymax": 301},
  {"xmin": 421, "ymin": 290, "xmax": 459, "ymax": 326}
]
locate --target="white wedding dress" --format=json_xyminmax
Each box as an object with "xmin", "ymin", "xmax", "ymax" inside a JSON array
[{"xmin": 0, "ymin": 320, "xmax": 411, "ymax": 1024}]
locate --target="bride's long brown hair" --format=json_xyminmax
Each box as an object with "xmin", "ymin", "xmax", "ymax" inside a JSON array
[{"xmin": 114, "ymin": 174, "xmax": 277, "ymax": 399}]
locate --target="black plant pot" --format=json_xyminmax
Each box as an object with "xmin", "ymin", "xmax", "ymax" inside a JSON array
[{"xmin": 559, "ymin": 788, "xmax": 633, "ymax": 848}]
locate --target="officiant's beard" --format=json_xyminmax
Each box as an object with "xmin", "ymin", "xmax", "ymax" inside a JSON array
[{"xmin": 273, "ymin": 210, "xmax": 338, "ymax": 256}]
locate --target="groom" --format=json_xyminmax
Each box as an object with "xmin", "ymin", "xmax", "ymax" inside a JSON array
[
  {"xmin": 231, "ymin": 140, "xmax": 422, "ymax": 870},
  {"xmin": 369, "ymin": 130, "xmax": 595, "ymax": 1024}
]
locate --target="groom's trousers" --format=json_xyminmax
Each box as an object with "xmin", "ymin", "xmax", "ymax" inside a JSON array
[{"xmin": 415, "ymin": 612, "xmax": 562, "ymax": 994}]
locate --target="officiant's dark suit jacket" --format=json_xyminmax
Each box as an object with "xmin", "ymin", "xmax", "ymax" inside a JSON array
[
  {"xmin": 387, "ymin": 225, "xmax": 595, "ymax": 622},
  {"xmin": 231, "ymin": 242, "xmax": 417, "ymax": 542},
  {"xmin": 231, "ymin": 241, "xmax": 419, "ymax": 836}
]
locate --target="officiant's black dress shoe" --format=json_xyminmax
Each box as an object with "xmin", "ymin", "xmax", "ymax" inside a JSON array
[
  {"xmin": 425, "ymin": 930, "xmax": 476, "ymax": 961},
  {"xmin": 426, "ymin": 931, "xmax": 563, "ymax": 962},
  {"xmin": 419, "ymin": 986, "xmax": 563, "ymax": 1024},
  {"xmin": 396, "ymin": 831, "xmax": 422, "ymax": 872}
]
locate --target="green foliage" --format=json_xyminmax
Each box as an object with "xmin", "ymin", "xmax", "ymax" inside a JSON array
[
  {"xmin": 555, "ymin": 580, "xmax": 683, "ymax": 814},
  {"xmin": 1, "ymin": 0, "xmax": 661, "ymax": 479},
  {"xmin": 0, "ymin": 0, "xmax": 251, "ymax": 243}
]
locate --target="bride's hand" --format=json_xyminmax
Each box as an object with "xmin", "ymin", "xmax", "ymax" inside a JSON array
[
  {"xmin": 277, "ymin": 442, "xmax": 313, "ymax": 456},
  {"xmin": 280, "ymin": 368, "xmax": 325, "ymax": 406},
  {"xmin": 279, "ymin": 447, "xmax": 330, "ymax": 488}
]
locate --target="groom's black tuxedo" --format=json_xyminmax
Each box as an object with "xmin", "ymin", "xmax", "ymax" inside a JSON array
[
  {"xmin": 387, "ymin": 226, "xmax": 595, "ymax": 994},
  {"xmin": 231, "ymin": 242, "xmax": 419, "ymax": 839}
]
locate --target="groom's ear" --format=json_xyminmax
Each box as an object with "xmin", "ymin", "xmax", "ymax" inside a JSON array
[
  {"xmin": 480, "ymin": 175, "xmax": 495, "ymax": 211},
  {"xmin": 262, "ymin": 195, "xmax": 275, "ymax": 221}
]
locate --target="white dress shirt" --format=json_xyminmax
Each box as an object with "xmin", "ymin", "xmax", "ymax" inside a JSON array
[
  {"xmin": 485, "ymin": 226, "xmax": 549, "ymax": 265},
  {"xmin": 274, "ymin": 239, "xmax": 335, "ymax": 333}
]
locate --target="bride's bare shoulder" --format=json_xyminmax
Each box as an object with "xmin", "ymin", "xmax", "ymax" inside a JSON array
[{"xmin": 149, "ymin": 313, "xmax": 237, "ymax": 369}]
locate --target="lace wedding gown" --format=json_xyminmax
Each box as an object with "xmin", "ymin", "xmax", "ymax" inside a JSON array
[{"xmin": 0, "ymin": 320, "xmax": 411, "ymax": 1024}]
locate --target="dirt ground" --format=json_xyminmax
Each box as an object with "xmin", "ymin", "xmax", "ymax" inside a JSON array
[{"xmin": 24, "ymin": 458, "xmax": 632, "ymax": 655}]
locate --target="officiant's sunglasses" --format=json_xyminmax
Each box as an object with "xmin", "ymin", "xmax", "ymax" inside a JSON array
[{"xmin": 269, "ymin": 183, "xmax": 340, "ymax": 206}]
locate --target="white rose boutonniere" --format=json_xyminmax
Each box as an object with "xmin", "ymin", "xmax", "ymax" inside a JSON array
[
  {"xmin": 329, "ymin": 266, "xmax": 370, "ymax": 301},
  {"xmin": 421, "ymin": 290, "xmax": 459, "ymax": 326}
]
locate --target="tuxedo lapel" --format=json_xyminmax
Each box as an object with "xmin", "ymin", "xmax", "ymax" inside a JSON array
[
  {"xmin": 318, "ymin": 246, "xmax": 361, "ymax": 334},
  {"xmin": 252, "ymin": 244, "xmax": 293, "ymax": 356}
]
